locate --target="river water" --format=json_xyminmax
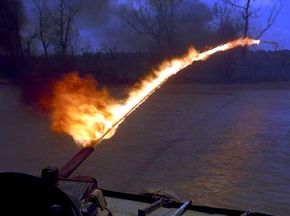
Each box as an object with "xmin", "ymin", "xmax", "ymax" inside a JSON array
[{"xmin": 1, "ymin": 83, "xmax": 290, "ymax": 215}]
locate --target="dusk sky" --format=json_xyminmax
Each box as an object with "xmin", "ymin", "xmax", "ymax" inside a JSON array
[
  {"xmin": 204, "ymin": 0, "xmax": 290, "ymax": 50},
  {"xmin": 23, "ymin": 0, "xmax": 290, "ymax": 51},
  {"xmin": 262, "ymin": 0, "xmax": 290, "ymax": 50}
]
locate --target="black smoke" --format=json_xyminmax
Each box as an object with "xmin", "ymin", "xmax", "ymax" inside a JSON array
[{"xmin": 76, "ymin": 0, "xmax": 215, "ymax": 52}]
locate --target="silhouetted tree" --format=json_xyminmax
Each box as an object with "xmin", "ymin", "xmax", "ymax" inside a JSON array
[
  {"xmin": 68, "ymin": 28, "xmax": 81, "ymax": 55},
  {"xmin": 224, "ymin": 0, "xmax": 281, "ymax": 39},
  {"xmin": 119, "ymin": 0, "xmax": 182, "ymax": 52},
  {"xmin": 23, "ymin": 32, "xmax": 37, "ymax": 57},
  {"xmin": 223, "ymin": 0, "xmax": 281, "ymax": 56},
  {"xmin": 33, "ymin": 0, "xmax": 54, "ymax": 57},
  {"xmin": 213, "ymin": 2, "xmax": 242, "ymax": 41},
  {"xmin": 0, "ymin": 0, "xmax": 24, "ymax": 56},
  {"xmin": 54, "ymin": 0, "xmax": 78, "ymax": 56},
  {"xmin": 119, "ymin": 0, "xmax": 213, "ymax": 53}
]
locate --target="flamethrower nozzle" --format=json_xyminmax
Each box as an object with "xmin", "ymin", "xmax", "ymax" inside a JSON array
[{"xmin": 59, "ymin": 147, "xmax": 94, "ymax": 178}]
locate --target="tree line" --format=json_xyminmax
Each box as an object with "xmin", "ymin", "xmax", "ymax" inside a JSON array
[{"xmin": 0, "ymin": 0, "xmax": 282, "ymax": 58}]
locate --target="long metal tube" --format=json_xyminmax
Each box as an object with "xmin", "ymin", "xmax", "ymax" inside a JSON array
[
  {"xmin": 59, "ymin": 147, "xmax": 94, "ymax": 178},
  {"xmin": 171, "ymin": 200, "xmax": 192, "ymax": 216}
]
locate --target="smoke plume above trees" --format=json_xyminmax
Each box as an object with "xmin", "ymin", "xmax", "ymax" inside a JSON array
[
  {"xmin": 1, "ymin": 0, "xmax": 283, "ymax": 56},
  {"xmin": 77, "ymin": 0, "xmax": 215, "ymax": 52}
]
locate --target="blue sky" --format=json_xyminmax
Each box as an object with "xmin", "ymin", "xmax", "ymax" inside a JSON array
[
  {"xmin": 204, "ymin": 0, "xmax": 290, "ymax": 50},
  {"xmin": 263, "ymin": 0, "xmax": 290, "ymax": 50}
]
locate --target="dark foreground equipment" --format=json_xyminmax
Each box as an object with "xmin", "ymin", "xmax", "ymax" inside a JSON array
[{"xmin": 0, "ymin": 147, "xmax": 274, "ymax": 216}]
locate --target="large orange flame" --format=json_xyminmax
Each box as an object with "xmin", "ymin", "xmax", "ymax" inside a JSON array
[{"xmin": 47, "ymin": 37, "xmax": 259, "ymax": 147}]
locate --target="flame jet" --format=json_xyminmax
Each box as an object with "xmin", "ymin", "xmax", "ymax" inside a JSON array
[{"xmin": 47, "ymin": 37, "xmax": 260, "ymax": 148}]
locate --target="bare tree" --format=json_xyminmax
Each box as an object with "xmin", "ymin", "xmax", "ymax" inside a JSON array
[
  {"xmin": 224, "ymin": 0, "xmax": 251, "ymax": 38},
  {"xmin": 255, "ymin": 0, "xmax": 281, "ymax": 39},
  {"xmin": 117, "ymin": 0, "xmax": 214, "ymax": 52},
  {"xmin": 23, "ymin": 32, "xmax": 37, "ymax": 57},
  {"xmin": 213, "ymin": 2, "xmax": 242, "ymax": 41},
  {"xmin": 119, "ymin": 0, "xmax": 182, "ymax": 52},
  {"xmin": 54, "ymin": 0, "xmax": 78, "ymax": 56},
  {"xmin": 33, "ymin": 0, "xmax": 53, "ymax": 57},
  {"xmin": 221, "ymin": 0, "xmax": 280, "ymax": 56},
  {"xmin": 68, "ymin": 28, "xmax": 81, "ymax": 55},
  {"xmin": 223, "ymin": 0, "xmax": 281, "ymax": 39},
  {"xmin": 80, "ymin": 38, "xmax": 93, "ymax": 54}
]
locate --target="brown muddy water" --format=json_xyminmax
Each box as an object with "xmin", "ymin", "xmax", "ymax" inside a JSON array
[{"xmin": 1, "ymin": 83, "xmax": 290, "ymax": 215}]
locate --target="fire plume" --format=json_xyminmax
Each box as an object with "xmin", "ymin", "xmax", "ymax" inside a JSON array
[{"xmin": 47, "ymin": 37, "xmax": 259, "ymax": 147}]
